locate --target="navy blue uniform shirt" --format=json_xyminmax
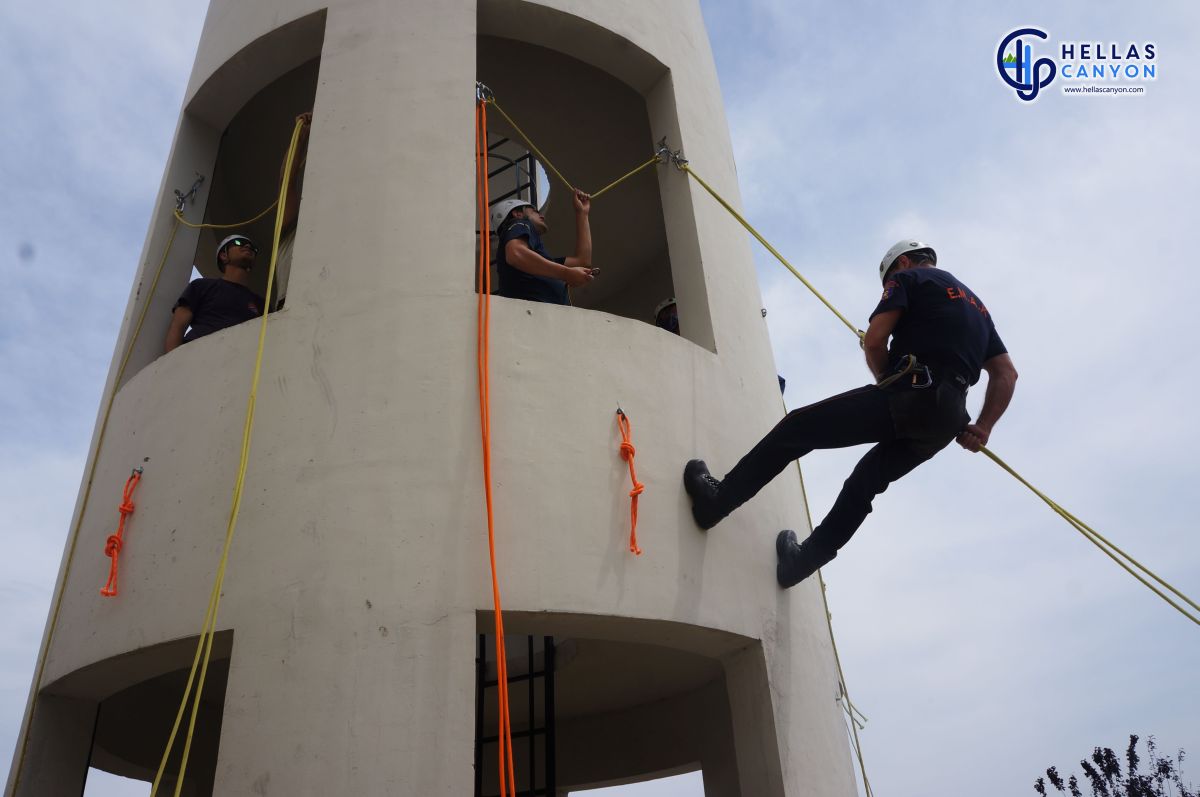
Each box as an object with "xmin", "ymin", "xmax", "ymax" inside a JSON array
[
  {"xmin": 869, "ymin": 267, "xmax": 1006, "ymax": 386},
  {"xmin": 174, "ymin": 278, "xmax": 264, "ymax": 343},
  {"xmin": 496, "ymin": 219, "xmax": 569, "ymax": 305}
]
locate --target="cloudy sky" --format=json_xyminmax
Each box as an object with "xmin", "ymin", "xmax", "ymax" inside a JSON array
[{"xmin": 2, "ymin": 2, "xmax": 1197, "ymax": 796}]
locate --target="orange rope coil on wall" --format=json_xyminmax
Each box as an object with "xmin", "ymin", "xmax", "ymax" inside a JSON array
[
  {"xmin": 100, "ymin": 467, "xmax": 143, "ymax": 597},
  {"xmin": 615, "ymin": 409, "xmax": 644, "ymax": 556}
]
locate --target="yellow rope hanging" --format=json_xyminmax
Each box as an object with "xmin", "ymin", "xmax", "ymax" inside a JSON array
[
  {"xmin": 679, "ymin": 158, "xmax": 1199, "ymax": 627},
  {"xmin": 150, "ymin": 117, "xmax": 307, "ymax": 796},
  {"xmin": 794, "ymin": 461, "xmax": 874, "ymax": 797}
]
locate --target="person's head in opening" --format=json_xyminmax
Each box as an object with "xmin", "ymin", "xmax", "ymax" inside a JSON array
[
  {"xmin": 217, "ymin": 234, "xmax": 258, "ymax": 282},
  {"xmin": 654, "ymin": 297, "xmax": 679, "ymax": 335},
  {"xmin": 879, "ymin": 241, "xmax": 936, "ymax": 284}
]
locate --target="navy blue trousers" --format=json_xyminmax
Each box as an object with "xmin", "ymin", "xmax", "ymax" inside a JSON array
[{"xmin": 719, "ymin": 380, "xmax": 969, "ymax": 557}]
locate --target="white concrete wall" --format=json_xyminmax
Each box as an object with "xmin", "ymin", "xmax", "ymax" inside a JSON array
[{"xmin": 8, "ymin": 2, "xmax": 860, "ymax": 795}]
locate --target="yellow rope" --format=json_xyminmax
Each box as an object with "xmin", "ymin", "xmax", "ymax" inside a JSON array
[
  {"xmin": 150, "ymin": 118, "xmax": 306, "ymax": 796},
  {"xmin": 8, "ymin": 217, "xmax": 183, "ymax": 793},
  {"xmin": 172, "ymin": 199, "xmax": 278, "ymax": 230},
  {"xmin": 980, "ymin": 447, "xmax": 1199, "ymax": 626},
  {"xmin": 683, "ymin": 158, "xmax": 1199, "ymax": 628},
  {"xmin": 590, "ymin": 154, "xmax": 662, "ymax": 200},
  {"xmin": 794, "ymin": 460, "xmax": 874, "ymax": 797},
  {"xmin": 679, "ymin": 162, "xmax": 864, "ymax": 339},
  {"xmin": 487, "ymin": 97, "xmax": 576, "ymax": 193},
  {"xmin": 486, "ymin": 94, "xmax": 661, "ymax": 201}
]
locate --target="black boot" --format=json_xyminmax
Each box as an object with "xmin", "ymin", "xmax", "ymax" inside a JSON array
[
  {"xmin": 683, "ymin": 459, "xmax": 729, "ymax": 530},
  {"xmin": 776, "ymin": 530, "xmax": 837, "ymax": 588}
]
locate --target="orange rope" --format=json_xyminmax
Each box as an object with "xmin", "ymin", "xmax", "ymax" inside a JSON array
[
  {"xmin": 477, "ymin": 98, "xmax": 517, "ymax": 797},
  {"xmin": 615, "ymin": 410, "xmax": 644, "ymax": 555},
  {"xmin": 100, "ymin": 468, "xmax": 143, "ymax": 597}
]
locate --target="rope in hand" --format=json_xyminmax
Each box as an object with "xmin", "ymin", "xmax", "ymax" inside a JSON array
[
  {"xmin": 616, "ymin": 409, "xmax": 645, "ymax": 556},
  {"xmin": 676, "ymin": 159, "xmax": 1199, "ymax": 627},
  {"xmin": 476, "ymin": 97, "xmax": 519, "ymax": 797},
  {"xmin": 100, "ymin": 467, "xmax": 144, "ymax": 597},
  {"xmin": 149, "ymin": 117, "xmax": 307, "ymax": 797}
]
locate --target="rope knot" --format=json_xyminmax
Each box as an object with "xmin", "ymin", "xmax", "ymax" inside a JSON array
[
  {"xmin": 615, "ymin": 409, "xmax": 645, "ymax": 556},
  {"xmin": 101, "ymin": 468, "xmax": 142, "ymax": 598}
]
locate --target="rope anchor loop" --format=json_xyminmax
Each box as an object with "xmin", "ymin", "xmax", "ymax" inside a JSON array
[
  {"xmin": 475, "ymin": 81, "xmax": 495, "ymax": 103},
  {"xmin": 173, "ymin": 174, "xmax": 205, "ymax": 212},
  {"xmin": 654, "ymin": 137, "xmax": 688, "ymax": 170}
]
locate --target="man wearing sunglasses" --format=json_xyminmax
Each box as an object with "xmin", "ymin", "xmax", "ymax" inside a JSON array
[{"xmin": 164, "ymin": 234, "xmax": 265, "ymax": 352}]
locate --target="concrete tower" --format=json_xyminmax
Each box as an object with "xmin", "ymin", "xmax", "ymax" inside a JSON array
[{"xmin": 9, "ymin": 2, "xmax": 860, "ymax": 795}]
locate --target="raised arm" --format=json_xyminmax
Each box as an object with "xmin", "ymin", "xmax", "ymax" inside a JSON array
[
  {"xmin": 164, "ymin": 306, "xmax": 193, "ymax": 353},
  {"xmin": 562, "ymin": 189, "xmax": 592, "ymax": 269},
  {"xmin": 957, "ymin": 353, "xmax": 1018, "ymax": 452},
  {"xmin": 505, "ymin": 238, "xmax": 594, "ymax": 287}
]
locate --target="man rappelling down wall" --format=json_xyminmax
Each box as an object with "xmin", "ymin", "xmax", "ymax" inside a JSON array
[{"xmin": 683, "ymin": 240, "xmax": 1020, "ymax": 588}]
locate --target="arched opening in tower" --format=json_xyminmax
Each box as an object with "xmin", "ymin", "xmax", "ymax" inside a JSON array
[
  {"xmin": 188, "ymin": 56, "xmax": 321, "ymax": 314},
  {"xmin": 475, "ymin": 15, "xmax": 711, "ymax": 349},
  {"xmin": 31, "ymin": 631, "xmax": 234, "ymax": 797}
]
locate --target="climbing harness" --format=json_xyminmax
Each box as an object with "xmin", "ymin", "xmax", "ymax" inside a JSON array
[
  {"xmin": 482, "ymin": 95, "xmax": 1195, "ymax": 626},
  {"xmin": 665, "ymin": 148, "xmax": 1199, "ymax": 627},
  {"xmin": 875, "ymin": 354, "xmax": 932, "ymax": 390},
  {"xmin": 100, "ymin": 467, "xmax": 144, "ymax": 597},
  {"xmin": 615, "ymin": 409, "xmax": 645, "ymax": 556},
  {"xmin": 15, "ymin": 78, "xmax": 1193, "ymax": 795}
]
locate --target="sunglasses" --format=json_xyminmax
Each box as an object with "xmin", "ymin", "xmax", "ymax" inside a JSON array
[{"xmin": 226, "ymin": 238, "xmax": 259, "ymax": 254}]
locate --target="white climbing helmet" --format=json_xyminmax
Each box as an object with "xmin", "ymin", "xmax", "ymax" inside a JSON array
[
  {"xmin": 489, "ymin": 198, "xmax": 536, "ymax": 233},
  {"xmin": 878, "ymin": 239, "xmax": 936, "ymax": 283},
  {"xmin": 215, "ymin": 233, "xmax": 258, "ymax": 271},
  {"xmin": 653, "ymin": 297, "xmax": 677, "ymax": 319}
]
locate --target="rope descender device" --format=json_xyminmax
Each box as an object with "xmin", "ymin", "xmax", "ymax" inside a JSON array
[
  {"xmin": 100, "ymin": 467, "xmax": 144, "ymax": 597},
  {"xmin": 875, "ymin": 354, "xmax": 932, "ymax": 390},
  {"xmin": 615, "ymin": 408, "xmax": 645, "ymax": 556}
]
